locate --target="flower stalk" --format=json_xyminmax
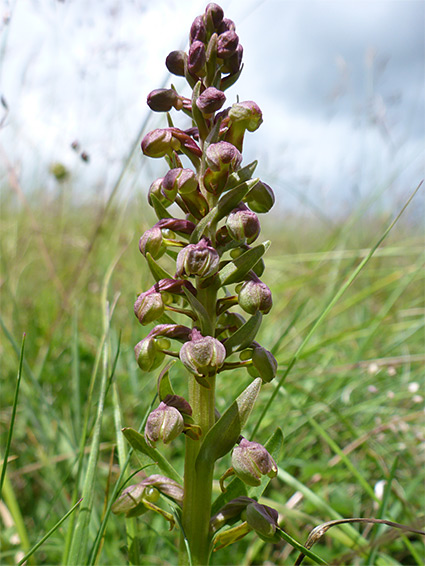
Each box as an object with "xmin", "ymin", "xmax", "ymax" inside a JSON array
[{"xmin": 113, "ymin": 4, "xmax": 281, "ymax": 564}]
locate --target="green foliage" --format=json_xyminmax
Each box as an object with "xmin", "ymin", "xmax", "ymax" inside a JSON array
[{"xmin": 0, "ymin": 191, "xmax": 424, "ymax": 564}]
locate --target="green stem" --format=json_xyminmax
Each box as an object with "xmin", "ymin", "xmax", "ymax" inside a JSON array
[{"xmin": 181, "ymin": 285, "xmax": 217, "ymax": 565}]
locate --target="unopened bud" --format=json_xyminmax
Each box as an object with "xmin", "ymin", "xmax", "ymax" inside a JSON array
[
  {"xmin": 226, "ymin": 204, "xmax": 260, "ymax": 243},
  {"xmin": 225, "ymin": 101, "xmax": 263, "ymax": 150},
  {"xmin": 139, "ymin": 226, "xmax": 165, "ymax": 259},
  {"xmin": 188, "ymin": 40, "xmax": 206, "ymax": 75},
  {"xmin": 222, "ymin": 43, "xmax": 243, "ymax": 75},
  {"xmin": 244, "ymin": 181, "xmax": 275, "ymax": 213},
  {"xmin": 248, "ymin": 343, "xmax": 277, "ymax": 383},
  {"xmin": 245, "ymin": 501, "xmax": 279, "ymax": 541},
  {"xmin": 205, "ymin": 3, "xmax": 224, "ymax": 29},
  {"xmin": 190, "ymin": 15, "xmax": 206, "ymax": 43},
  {"xmin": 179, "ymin": 329, "xmax": 226, "ymax": 376},
  {"xmin": 145, "ymin": 402, "xmax": 184, "ymax": 446},
  {"xmin": 210, "ymin": 496, "xmax": 253, "ymax": 532},
  {"xmin": 141, "ymin": 128, "xmax": 180, "ymax": 158},
  {"xmin": 163, "ymin": 168, "xmax": 198, "ymax": 195},
  {"xmin": 217, "ymin": 30, "xmax": 239, "ymax": 59},
  {"xmin": 206, "ymin": 141, "xmax": 242, "ymax": 172},
  {"xmin": 147, "ymin": 89, "xmax": 180, "ymax": 112},
  {"xmin": 148, "ymin": 177, "xmax": 177, "ymax": 207},
  {"xmin": 165, "ymin": 50, "xmax": 186, "ymax": 76},
  {"xmin": 134, "ymin": 292, "xmax": 164, "ymax": 325},
  {"xmin": 196, "ymin": 87, "xmax": 226, "ymax": 115},
  {"xmin": 238, "ymin": 278, "xmax": 272, "ymax": 315},
  {"xmin": 134, "ymin": 336, "xmax": 165, "ymax": 372},
  {"xmin": 232, "ymin": 438, "xmax": 277, "ymax": 486},
  {"xmin": 176, "ymin": 238, "xmax": 220, "ymax": 278}
]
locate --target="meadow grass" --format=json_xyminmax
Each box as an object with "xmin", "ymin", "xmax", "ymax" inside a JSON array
[{"xmin": 0, "ymin": 180, "xmax": 424, "ymax": 565}]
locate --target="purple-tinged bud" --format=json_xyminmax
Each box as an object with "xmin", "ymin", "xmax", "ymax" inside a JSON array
[
  {"xmin": 134, "ymin": 292, "xmax": 164, "ymax": 325},
  {"xmin": 139, "ymin": 475, "xmax": 184, "ymax": 505},
  {"xmin": 226, "ymin": 204, "xmax": 260, "ymax": 244},
  {"xmin": 210, "ymin": 496, "xmax": 253, "ymax": 532},
  {"xmin": 205, "ymin": 3, "xmax": 224, "ymax": 28},
  {"xmin": 232, "ymin": 438, "xmax": 278, "ymax": 487},
  {"xmin": 222, "ymin": 43, "xmax": 243, "ymax": 75},
  {"xmin": 245, "ymin": 501, "xmax": 279, "ymax": 541},
  {"xmin": 148, "ymin": 177, "xmax": 177, "ymax": 208},
  {"xmin": 145, "ymin": 401, "xmax": 184, "ymax": 446},
  {"xmin": 188, "ymin": 40, "xmax": 206, "ymax": 75},
  {"xmin": 196, "ymin": 87, "xmax": 226, "ymax": 115},
  {"xmin": 217, "ymin": 30, "xmax": 239, "ymax": 59},
  {"xmin": 218, "ymin": 17, "xmax": 236, "ymax": 34},
  {"xmin": 147, "ymin": 89, "xmax": 180, "ymax": 112},
  {"xmin": 244, "ymin": 181, "xmax": 275, "ymax": 213},
  {"xmin": 169, "ymin": 127, "xmax": 203, "ymax": 158},
  {"xmin": 162, "ymin": 394, "xmax": 192, "ymax": 415},
  {"xmin": 190, "ymin": 15, "xmax": 207, "ymax": 43},
  {"xmin": 153, "ymin": 277, "xmax": 197, "ymax": 297},
  {"xmin": 139, "ymin": 226, "xmax": 165, "ymax": 259},
  {"xmin": 206, "ymin": 141, "xmax": 242, "ymax": 172},
  {"xmin": 224, "ymin": 101, "xmax": 263, "ymax": 150},
  {"xmin": 141, "ymin": 128, "xmax": 180, "ymax": 158},
  {"xmin": 165, "ymin": 50, "xmax": 186, "ymax": 76},
  {"xmin": 149, "ymin": 323, "xmax": 192, "ymax": 342},
  {"xmin": 248, "ymin": 343, "xmax": 277, "ymax": 383},
  {"xmin": 134, "ymin": 336, "xmax": 165, "ymax": 372},
  {"xmin": 179, "ymin": 329, "xmax": 226, "ymax": 376},
  {"xmin": 238, "ymin": 278, "xmax": 272, "ymax": 315},
  {"xmin": 163, "ymin": 168, "xmax": 198, "ymax": 195},
  {"xmin": 111, "ymin": 483, "xmax": 146, "ymax": 515},
  {"xmin": 229, "ymin": 101, "xmax": 263, "ymax": 132},
  {"xmin": 176, "ymin": 238, "xmax": 220, "ymax": 279},
  {"xmin": 156, "ymin": 218, "xmax": 196, "ymax": 235}
]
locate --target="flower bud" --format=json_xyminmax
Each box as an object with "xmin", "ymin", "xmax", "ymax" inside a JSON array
[
  {"xmin": 218, "ymin": 17, "xmax": 236, "ymax": 34},
  {"xmin": 148, "ymin": 177, "xmax": 176, "ymax": 208},
  {"xmin": 134, "ymin": 292, "xmax": 164, "ymax": 325},
  {"xmin": 225, "ymin": 101, "xmax": 263, "ymax": 150},
  {"xmin": 226, "ymin": 204, "xmax": 260, "ymax": 243},
  {"xmin": 162, "ymin": 394, "xmax": 192, "ymax": 415},
  {"xmin": 206, "ymin": 141, "xmax": 242, "ymax": 172},
  {"xmin": 196, "ymin": 87, "xmax": 226, "ymax": 115},
  {"xmin": 188, "ymin": 40, "xmax": 206, "ymax": 75},
  {"xmin": 134, "ymin": 336, "xmax": 165, "ymax": 372},
  {"xmin": 232, "ymin": 438, "xmax": 278, "ymax": 486},
  {"xmin": 139, "ymin": 474, "xmax": 184, "ymax": 505},
  {"xmin": 149, "ymin": 323, "xmax": 192, "ymax": 342},
  {"xmin": 238, "ymin": 278, "xmax": 272, "ymax": 315},
  {"xmin": 165, "ymin": 50, "xmax": 186, "ymax": 76},
  {"xmin": 190, "ymin": 15, "xmax": 206, "ymax": 43},
  {"xmin": 244, "ymin": 181, "xmax": 275, "ymax": 213},
  {"xmin": 139, "ymin": 226, "xmax": 165, "ymax": 259},
  {"xmin": 205, "ymin": 3, "xmax": 224, "ymax": 29},
  {"xmin": 156, "ymin": 218, "xmax": 196, "ymax": 235},
  {"xmin": 163, "ymin": 168, "xmax": 198, "ymax": 195},
  {"xmin": 147, "ymin": 89, "xmax": 180, "ymax": 112},
  {"xmin": 176, "ymin": 238, "xmax": 220, "ymax": 279},
  {"xmin": 249, "ymin": 343, "xmax": 277, "ymax": 383},
  {"xmin": 217, "ymin": 30, "xmax": 239, "ymax": 59},
  {"xmin": 245, "ymin": 501, "xmax": 279, "ymax": 541},
  {"xmin": 145, "ymin": 401, "xmax": 184, "ymax": 446},
  {"xmin": 179, "ymin": 329, "xmax": 226, "ymax": 376},
  {"xmin": 222, "ymin": 43, "xmax": 243, "ymax": 75},
  {"xmin": 141, "ymin": 128, "xmax": 180, "ymax": 158},
  {"xmin": 210, "ymin": 496, "xmax": 253, "ymax": 532},
  {"xmin": 111, "ymin": 483, "xmax": 146, "ymax": 515}
]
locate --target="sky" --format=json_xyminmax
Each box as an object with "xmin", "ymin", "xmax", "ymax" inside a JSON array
[{"xmin": 0, "ymin": 0, "xmax": 424, "ymax": 216}]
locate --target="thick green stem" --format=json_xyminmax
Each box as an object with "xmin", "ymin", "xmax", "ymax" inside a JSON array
[{"xmin": 181, "ymin": 285, "xmax": 217, "ymax": 565}]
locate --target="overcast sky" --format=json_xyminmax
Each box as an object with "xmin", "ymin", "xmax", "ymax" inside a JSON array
[{"xmin": 1, "ymin": 0, "xmax": 424, "ymax": 216}]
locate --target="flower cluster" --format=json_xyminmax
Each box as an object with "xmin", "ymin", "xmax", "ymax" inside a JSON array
[{"xmin": 113, "ymin": 3, "xmax": 281, "ymax": 560}]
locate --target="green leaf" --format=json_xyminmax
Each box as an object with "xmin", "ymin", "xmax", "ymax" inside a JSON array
[
  {"xmin": 211, "ymin": 427, "xmax": 283, "ymax": 515},
  {"xmin": 182, "ymin": 287, "xmax": 213, "ymax": 336},
  {"xmin": 219, "ymin": 241, "xmax": 271, "ymax": 286},
  {"xmin": 223, "ymin": 312, "xmax": 262, "ymax": 356},
  {"xmin": 196, "ymin": 378, "xmax": 261, "ymax": 470},
  {"xmin": 226, "ymin": 161, "xmax": 258, "ymax": 191},
  {"xmin": 157, "ymin": 361, "xmax": 177, "ymax": 400},
  {"xmin": 122, "ymin": 428, "xmax": 182, "ymax": 484},
  {"xmin": 189, "ymin": 208, "xmax": 216, "ymax": 244},
  {"xmin": 145, "ymin": 252, "xmax": 173, "ymax": 282},
  {"xmin": 150, "ymin": 194, "xmax": 173, "ymax": 221}
]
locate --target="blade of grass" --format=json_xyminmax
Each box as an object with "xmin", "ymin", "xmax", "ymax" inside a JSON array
[
  {"xmin": 252, "ymin": 180, "xmax": 423, "ymax": 436},
  {"xmin": 1, "ymin": 333, "xmax": 25, "ymax": 495},
  {"xmin": 17, "ymin": 499, "xmax": 82, "ymax": 566},
  {"xmin": 277, "ymin": 528, "xmax": 328, "ymax": 565}
]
